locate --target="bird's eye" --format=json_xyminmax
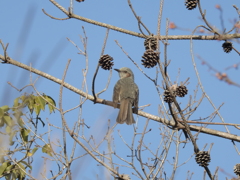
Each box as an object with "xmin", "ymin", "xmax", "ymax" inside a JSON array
[{"xmin": 124, "ymin": 71, "xmax": 127, "ymax": 73}]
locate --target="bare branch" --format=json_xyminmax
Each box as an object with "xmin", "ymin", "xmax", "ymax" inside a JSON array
[
  {"xmin": 92, "ymin": 29, "xmax": 110, "ymax": 103},
  {"xmin": 42, "ymin": 9, "xmax": 70, "ymax": 20}
]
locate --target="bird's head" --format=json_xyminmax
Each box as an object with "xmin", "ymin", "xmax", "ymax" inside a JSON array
[{"xmin": 114, "ymin": 67, "xmax": 134, "ymax": 80}]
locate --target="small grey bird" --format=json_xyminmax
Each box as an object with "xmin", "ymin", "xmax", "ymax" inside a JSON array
[{"xmin": 113, "ymin": 67, "xmax": 139, "ymax": 125}]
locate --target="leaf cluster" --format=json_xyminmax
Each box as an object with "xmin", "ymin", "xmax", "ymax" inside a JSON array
[{"xmin": 0, "ymin": 93, "xmax": 56, "ymax": 180}]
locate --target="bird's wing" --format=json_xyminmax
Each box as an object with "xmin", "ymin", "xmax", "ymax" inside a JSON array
[
  {"xmin": 133, "ymin": 83, "xmax": 139, "ymax": 112},
  {"xmin": 113, "ymin": 80, "xmax": 121, "ymax": 103}
]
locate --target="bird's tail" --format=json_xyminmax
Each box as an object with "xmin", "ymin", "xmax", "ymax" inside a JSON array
[{"xmin": 117, "ymin": 99, "xmax": 135, "ymax": 125}]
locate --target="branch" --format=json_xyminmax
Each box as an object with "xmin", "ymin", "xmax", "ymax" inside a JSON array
[
  {"xmin": 92, "ymin": 28, "xmax": 110, "ymax": 103},
  {"xmin": 1, "ymin": 54, "xmax": 240, "ymax": 142},
  {"xmin": 47, "ymin": 0, "xmax": 240, "ymax": 40},
  {"xmin": 42, "ymin": 9, "xmax": 70, "ymax": 20},
  {"xmin": 127, "ymin": 0, "xmax": 151, "ymax": 35},
  {"xmin": 59, "ymin": 59, "xmax": 72, "ymax": 180}
]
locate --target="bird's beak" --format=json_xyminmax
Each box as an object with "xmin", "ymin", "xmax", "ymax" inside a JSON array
[{"xmin": 114, "ymin": 69, "xmax": 120, "ymax": 72}]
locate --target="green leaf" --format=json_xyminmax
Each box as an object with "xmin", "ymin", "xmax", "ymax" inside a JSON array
[
  {"xmin": 0, "ymin": 106, "xmax": 9, "ymax": 119},
  {"xmin": 49, "ymin": 104, "xmax": 55, "ymax": 114},
  {"xmin": 43, "ymin": 95, "xmax": 56, "ymax": 114},
  {"xmin": 21, "ymin": 95, "xmax": 28, "ymax": 105},
  {"xmin": 1, "ymin": 105, "xmax": 9, "ymax": 112},
  {"xmin": 34, "ymin": 103, "xmax": 41, "ymax": 116},
  {"xmin": 18, "ymin": 163, "xmax": 26, "ymax": 178},
  {"xmin": 3, "ymin": 115, "xmax": 13, "ymax": 127},
  {"xmin": 44, "ymin": 95, "xmax": 56, "ymax": 106},
  {"xmin": 13, "ymin": 110, "xmax": 23, "ymax": 121},
  {"xmin": 17, "ymin": 118, "xmax": 25, "ymax": 128},
  {"xmin": 13, "ymin": 97, "xmax": 20, "ymax": 108},
  {"xmin": 9, "ymin": 131, "xmax": 16, "ymax": 146},
  {"xmin": 5, "ymin": 174, "xmax": 11, "ymax": 180},
  {"xmin": 4, "ymin": 163, "xmax": 13, "ymax": 179},
  {"xmin": 0, "ymin": 118, "xmax": 4, "ymax": 127},
  {"xmin": 20, "ymin": 161, "xmax": 32, "ymax": 170},
  {"xmin": 12, "ymin": 170, "xmax": 18, "ymax": 180},
  {"xmin": 20, "ymin": 128, "xmax": 30, "ymax": 143},
  {"xmin": 5, "ymin": 126, "xmax": 12, "ymax": 134},
  {"xmin": 36, "ymin": 96, "xmax": 46, "ymax": 111},
  {"xmin": 5, "ymin": 164, "xmax": 14, "ymax": 172},
  {"xmin": 27, "ymin": 96, "xmax": 34, "ymax": 114},
  {"xmin": 42, "ymin": 144, "xmax": 53, "ymax": 157},
  {"xmin": 0, "ymin": 161, "xmax": 8, "ymax": 176},
  {"xmin": 0, "ymin": 108, "xmax": 4, "ymax": 119},
  {"xmin": 31, "ymin": 147, "xmax": 38, "ymax": 156}
]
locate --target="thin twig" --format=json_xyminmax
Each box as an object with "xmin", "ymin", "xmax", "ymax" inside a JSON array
[
  {"xmin": 59, "ymin": 59, "xmax": 72, "ymax": 180},
  {"xmin": 42, "ymin": 9, "xmax": 70, "ymax": 20},
  {"xmin": 190, "ymin": 26, "xmax": 230, "ymax": 134},
  {"xmin": 92, "ymin": 28, "xmax": 110, "ymax": 103},
  {"xmin": 0, "ymin": 40, "xmax": 9, "ymax": 63},
  {"xmin": 137, "ymin": 119, "xmax": 150, "ymax": 179},
  {"xmin": 197, "ymin": 0, "xmax": 220, "ymax": 36},
  {"xmin": 96, "ymin": 70, "xmax": 112, "ymax": 97},
  {"xmin": 127, "ymin": 0, "xmax": 151, "ymax": 35},
  {"xmin": 156, "ymin": 0, "xmax": 165, "ymax": 47},
  {"xmin": 115, "ymin": 40, "xmax": 154, "ymax": 82}
]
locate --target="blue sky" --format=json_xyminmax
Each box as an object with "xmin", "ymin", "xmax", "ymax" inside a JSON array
[{"xmin": 1, "ymin": 0, "xmax": 240, "ymax": 179}]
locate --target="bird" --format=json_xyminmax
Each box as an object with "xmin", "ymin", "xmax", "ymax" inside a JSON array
[{"xmin": 113, "ymin": 67, "xmax": 139, "ymax": 125}]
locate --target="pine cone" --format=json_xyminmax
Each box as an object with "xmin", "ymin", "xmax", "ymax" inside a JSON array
[
  {"xmin": 195, "ymin": 151, "xmax": 211, "ymax": 167},
  {"xmin": 141, "ymin": 49, "xmax": 159, "ymax": 68},
  {"xmin": 185, "ymin": 0, "xmax": 198, "ymax": 10},
  {"xmin": 234, "ymin": 164, "xmax": 240, "ymax": 176},
  {"xmin": 176, "ymin": 85, "xmax": 188, "ymax": 97},
  {"xmin": 163, "ymin": 90, "xmax": 175, "ymax": 103},
  {"xmin": 222, "ymin": 41, "xmax": 233, "ymax": 53},
  {"xmin": 99, "ymin": 54, "xmax": 114, "ymax": 70},
  {"xmin": 144, "ymin": 37, "xmax": 157, "ymax": 50}
]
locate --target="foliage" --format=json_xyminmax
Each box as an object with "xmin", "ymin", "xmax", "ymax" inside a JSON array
[{"xmin": 0, "ymin": 94, "xmax": 55, "ymax": 179}]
